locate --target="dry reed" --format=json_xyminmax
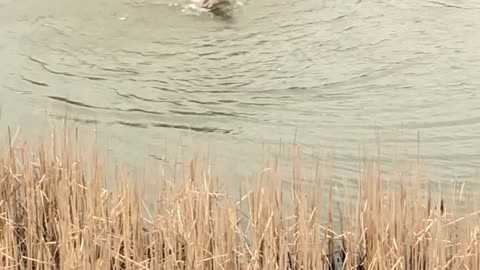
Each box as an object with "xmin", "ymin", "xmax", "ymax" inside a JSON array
[{"xmin": 0, "ymin": 128, "xmax": 479, "ymax": 270}]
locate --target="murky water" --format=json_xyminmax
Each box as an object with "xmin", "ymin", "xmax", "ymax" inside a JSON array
[{"xmin": 1, "ymin": 0, "xmax": 480, "ymax": 187}]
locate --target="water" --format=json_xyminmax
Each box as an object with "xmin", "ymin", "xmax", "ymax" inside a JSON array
[{"xmin": 1, "ymin": 0, "xmax": 480, "ymax": 188}]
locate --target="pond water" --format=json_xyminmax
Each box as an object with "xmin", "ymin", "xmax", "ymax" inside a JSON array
[{"xmin": 1, "ymin": 0, "xmax": 480, "ymax": 190}]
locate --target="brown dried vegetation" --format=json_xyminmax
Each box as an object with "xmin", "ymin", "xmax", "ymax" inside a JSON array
[{"xmin": 0, "ymin": 128, "xmax": 479, "ymax": 269}]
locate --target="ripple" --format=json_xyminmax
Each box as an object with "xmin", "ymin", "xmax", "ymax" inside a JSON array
[
  {"xmin": 169, "ymin": 109, "xmax": 251, "ymax": 118},
  {"xmin": 48, "ymin": 96, "xmax": 165, "ymax": 116},
  {"xmin": 20, "ymin": 76, "xmax": 49, "ymax": 87},
  {"xmin": 28, "ymin": 56, "xmax": 108, "ymax": 81},
  {"xmin": 150, "ymin": 122, "xmax": 232, "ymax": 134}
]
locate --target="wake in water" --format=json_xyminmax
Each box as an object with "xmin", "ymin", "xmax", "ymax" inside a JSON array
[{"xmin": 181, "ymin": 0, "xmax": 244, "ymax": 18}]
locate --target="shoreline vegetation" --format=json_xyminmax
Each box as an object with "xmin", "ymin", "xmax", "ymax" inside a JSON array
[{"xmin": 0, "ymin": 127, "xmax": 479, "ymax": 269}]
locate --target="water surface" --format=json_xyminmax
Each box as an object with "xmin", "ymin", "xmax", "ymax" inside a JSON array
[{"xmin": 1, "ymin": 0, "xmax": 480, "ymax": 187}]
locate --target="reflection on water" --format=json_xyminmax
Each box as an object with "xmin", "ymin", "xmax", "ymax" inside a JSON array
[{"xmin": 1, "ymin": 0, "xmax": 480, "ymax": 189}]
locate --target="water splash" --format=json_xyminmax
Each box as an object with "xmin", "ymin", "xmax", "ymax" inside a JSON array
[{"xmin": 181, "ymin": 0, "xmax": 244, "ymax": 17}]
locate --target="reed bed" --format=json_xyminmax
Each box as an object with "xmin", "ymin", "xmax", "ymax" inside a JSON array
[{"xmin": 0, "ymin": 128, "xmax": 479, "ymax": 270}]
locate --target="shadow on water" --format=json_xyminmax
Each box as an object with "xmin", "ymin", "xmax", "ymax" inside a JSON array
[
  {"xmin": 210, "ymin": 10, "xmax": 235, "ymax": 22},
  {"xmin": 208, "ymin": 0, "xmax": 238, "ymax": 22}
]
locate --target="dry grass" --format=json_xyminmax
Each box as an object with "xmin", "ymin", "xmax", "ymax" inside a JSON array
[{"xmin": 0, "ymin": 128, "xmax": 479, "ymax": 270}]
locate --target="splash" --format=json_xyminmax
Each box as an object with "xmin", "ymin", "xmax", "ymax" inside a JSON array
[{"xmin": 181, "ymin": 0, "xmax": 244, "ymax": 17}]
